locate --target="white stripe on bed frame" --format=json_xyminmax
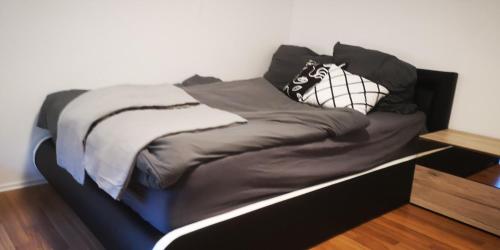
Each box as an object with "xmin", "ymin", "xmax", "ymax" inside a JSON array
[
  {"xmin": 32, "ymin": 137, "xmax": 450, "ymax": 250},
  {"xmin": 152, "ymin": 146, "xmax": 451, "ymax": 250},
  {"xmin": 33, "ymin": 135, "xmax": 53, "ymax": 169}
]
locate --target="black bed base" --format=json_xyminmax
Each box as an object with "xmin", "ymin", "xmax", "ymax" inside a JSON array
[
  {"xmin": 168, "ymin": 161, "xmax": 415, "ymax": 250},
  {"xmin": 35, "ymin": 140, "xmax": 163, "ymax": 250},
  {"xmin": 35, "ymin": 68, "xmax": 457, "ymax": 249},
  {"xmin": 36, "ymin": 140, "xmax": 415, "ymax": 250}
]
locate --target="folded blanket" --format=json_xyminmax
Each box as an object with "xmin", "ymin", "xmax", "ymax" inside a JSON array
[{"xmin": 56, "ymin": 84, "xmax": 246, "ymax": 199}]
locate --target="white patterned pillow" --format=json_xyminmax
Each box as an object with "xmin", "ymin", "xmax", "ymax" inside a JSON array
[
  {"xmin": 283, "ymin": 60, "xmax": 332, "ymax": 101},
  {"xmin": 301, "ymin": 64, "xmax": 389, "ymax": 114}
]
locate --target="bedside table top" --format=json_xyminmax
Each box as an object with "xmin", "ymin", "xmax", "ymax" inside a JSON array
[{"xmin": 420, "ymin": 129, "xmax": 500, "ymax": 157}]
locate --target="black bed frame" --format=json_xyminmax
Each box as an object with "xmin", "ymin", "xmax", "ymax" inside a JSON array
[{"xmin": 34, "ymin": 69, "xmax": 458, "ymax": 250}]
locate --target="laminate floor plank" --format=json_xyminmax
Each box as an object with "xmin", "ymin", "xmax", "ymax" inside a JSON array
[
  {"xmin": 312, "ymin": 205, "xmax": 500, "ymax": 250},
  {"xmin": 391, "ymin": 205, "xmax": 490, "ymax": 247},
  {"xmin": 0, "ymin": 185, "xmax": 103, "ymax": 250},
  {"xmin": 0, "ymin": 224, "xmax": 15, "ymax": 250},
  {"xmin": 0, "ymin": 193, "xmax": 33, "ymax": 249},
  {"xmin": 39, "ymin": 186, "xmax": 103, "ymax": 249},
  {"xmin": 1, "ymin": 184, "xmax": 499, "ymax": 250}
]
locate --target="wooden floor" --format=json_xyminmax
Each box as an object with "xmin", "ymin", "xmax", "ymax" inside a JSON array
[
  {"xmin": 312, "ymin": 203, "xmax": 499, "ymax": 250},
  {"xmin": 0, "ymin": 185, "xmax": 103, "ymax": 250},
  {"xmin": 0, "ymin": 185, "xmax": 499, "ymax": 250}
]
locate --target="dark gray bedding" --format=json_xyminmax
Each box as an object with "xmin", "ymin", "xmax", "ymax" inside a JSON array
[
  {"xmin": 122, "ymin": 110, "xmax": 426, "ymax": 232},
  {"xmin": 38, "ymin": 78, "xmax": 369, "ymax": 188},
  {"xmin": 37, "ymin": 77, "xmax": 426, "ymax": 233},
  {"xmin": 137, "ymin": 78, "xmax": 368, "ymax": 188}
]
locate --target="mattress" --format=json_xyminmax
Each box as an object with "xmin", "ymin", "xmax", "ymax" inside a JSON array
[{"xmin": 121, "ymin": 110, "xmax": 426, "ymax": 233}]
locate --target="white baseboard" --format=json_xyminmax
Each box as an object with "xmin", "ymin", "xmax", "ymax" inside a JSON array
[{"xmin": 0, "ymin": 178, "xmax": 47, "ymax": 193}]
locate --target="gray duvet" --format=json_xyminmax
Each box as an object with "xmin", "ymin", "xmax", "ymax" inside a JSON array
[
  {"xmin": 38, "ymin": 77, "xmax": 426, "ymax": 232},
  {"xmin": 124, "ymin": 110, "xmax": 426, "ymax": 231},
  {"xmin": 38, "ymin": 78, "xmax": 369, "ymax": 188}
]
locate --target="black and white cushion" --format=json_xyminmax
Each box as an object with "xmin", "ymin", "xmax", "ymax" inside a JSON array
[
  {"xmin": 301, "ymin": 64, "xmax": 389, "ymax": 114},
  {"xmin": 283, "ymin": 60, "xmax": 332, "ymax": 101}
]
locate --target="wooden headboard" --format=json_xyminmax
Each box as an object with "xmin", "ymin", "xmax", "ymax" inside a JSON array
[{"xmin": 414, "ymin": 69, "xmax": 458, "ymax": 132}]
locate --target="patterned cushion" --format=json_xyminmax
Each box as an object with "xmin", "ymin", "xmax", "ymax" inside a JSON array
[
  {"xmin": 283, "ymin": 60, "xmax": 332, "ymax": 101},
  {"xmin": 301, "ymin": 64, "xmax": 389, "ymax": 114}
]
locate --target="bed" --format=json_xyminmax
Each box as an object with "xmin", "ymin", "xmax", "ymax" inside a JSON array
[{"xmin": 34, "ymin": 63, "xmax": 457, "ymax": 249}]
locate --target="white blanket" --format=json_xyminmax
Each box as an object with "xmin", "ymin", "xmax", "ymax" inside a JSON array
[{"xmin": 56, "ymin": 84, "xmax": 246, "ymax": 199}]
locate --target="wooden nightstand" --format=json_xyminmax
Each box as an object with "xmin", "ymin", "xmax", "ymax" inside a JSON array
[{"xmin": 411, "ymin": 129, "xmax": 500, "ymax": 236}]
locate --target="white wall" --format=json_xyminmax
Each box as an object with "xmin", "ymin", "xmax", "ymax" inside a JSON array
[
  {"xmin": 0, "ymin": 0, "xmax": 293, "ymax": 190},
  {"xmin": 3, "ymin": 0, "xmax": 499, "ymax": 190},
  {"xmin": 289, "ymin": 0, "xmax": 500, "ymax": 139}
]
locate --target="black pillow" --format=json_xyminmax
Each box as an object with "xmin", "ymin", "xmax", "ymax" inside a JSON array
[
  {"xmin": 332, "ymin": 42, "xmax": 418, "ymax": 114},
  {"xmin": 283, "ymin": 60, "xmax": 332, "ymax": 101},
  {"xmin": 264, "ymin": 45, "xmax": 334, "ymax": 90}
]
